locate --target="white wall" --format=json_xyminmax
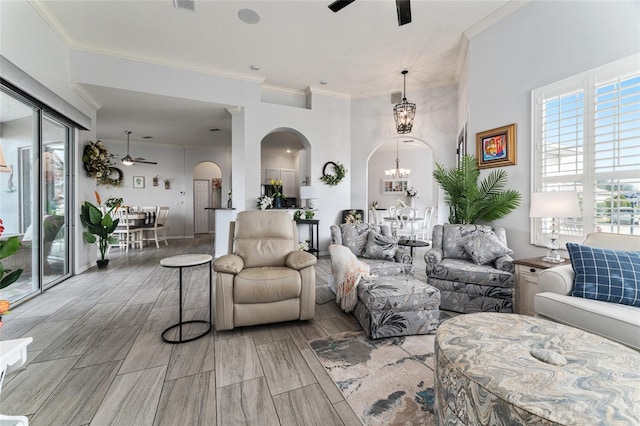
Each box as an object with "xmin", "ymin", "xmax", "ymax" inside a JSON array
[
  {"xmin": 465, "ymin": 0, "xmax": 640, "ymax": 258},
  {"xmin": 367, "ymin": 145, "xmax": 434, "ymax": 213},
  {"xmin": 67, "ymin": 48, "xmax": 352, "ymax": 254},
  {"xmin": 351, "ymin": 85, "xmax": 459, "ymax": 227}
]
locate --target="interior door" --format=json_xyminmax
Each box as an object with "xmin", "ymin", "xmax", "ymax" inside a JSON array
[{"xmin": 194, "ymin": 179, "xmax": 209, "ymax": 234}]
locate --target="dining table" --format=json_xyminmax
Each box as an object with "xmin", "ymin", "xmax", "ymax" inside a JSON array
[
  {"xmin": 122, "ymin": 212, "xmax": 147, "ymax": 227},
  {"xmin": 383, "ymin": 216, "xmax": 424, "ymax": 241}
]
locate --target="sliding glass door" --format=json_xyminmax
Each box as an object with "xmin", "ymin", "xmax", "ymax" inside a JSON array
[
  {"xmin": 0, "ymin": 87, "xmax": 72, "ymax": 303},
  {"xmin": 42, "ymin": 116, "xmax": 69, "ymax": 287}
]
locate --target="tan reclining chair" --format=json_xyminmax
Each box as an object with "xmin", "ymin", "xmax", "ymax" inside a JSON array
[{"xmin": 212, "ymin": 211, "xmax": 317, "ymax": 331}]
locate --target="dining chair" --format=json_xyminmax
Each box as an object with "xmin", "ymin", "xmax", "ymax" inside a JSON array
[
  {"xmin": 387, "ymin": 206, "xmax": 399, "ymax": 235},
  {"xmin": 110, "ymin": 208, "xmax": 143, "ymax": 252},
  {"xmin": 369, "ymin": 207, "xmax": 383, "ymax": 225},
  {"xmin": 394, "ymin": 207, "xmax": 417, "ymax": 241},
  {"xmin": 414, "ymin": 206, "xmax": 434, "ymax": 243},
  {"xmin": 143, "ymin": 206, "xmax": 169, "ymax": 248}
]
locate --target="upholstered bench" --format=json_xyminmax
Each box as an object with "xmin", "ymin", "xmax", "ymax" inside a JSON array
[{"xmin": 353, "ymin": 275, "xmax": 440, "ymax": 339}]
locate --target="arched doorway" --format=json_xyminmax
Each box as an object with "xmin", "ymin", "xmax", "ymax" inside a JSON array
[
  {"xmin": 260, "ymin": 128, "xmax": 311, "ymax": 209},
  {"xmin": 366, "ymin": 136, "xmax": 438, "ymax": 220},
  {"xmin": 193, "ymin": 161, "xmax": 222, "ymax": 234}
]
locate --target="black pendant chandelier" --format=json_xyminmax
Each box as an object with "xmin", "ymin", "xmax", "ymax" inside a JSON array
[{"xmin": 393, "ymin": 70, "xmax": 416, "ymax": 134}]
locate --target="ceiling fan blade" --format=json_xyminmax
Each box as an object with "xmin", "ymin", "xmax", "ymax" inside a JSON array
[
  {"xmin": 328, "ymin": 0, "xmax": 355, "ymax": 13},
  {"xmin": 133, "ymin": 159, "xmax": 158, "ymax": 165},
  {"xmin": 396, "ymin": 0, "xmax": 411, "ymax": 26}
]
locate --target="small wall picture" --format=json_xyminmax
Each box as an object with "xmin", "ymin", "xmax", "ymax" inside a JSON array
[
  {"xmin": 133, "ymin": 176, "xmax": 145, "ymax": 188},
  {"xmin": 476, "ymin": 123, "xmax": 516, "ymax": 169}
]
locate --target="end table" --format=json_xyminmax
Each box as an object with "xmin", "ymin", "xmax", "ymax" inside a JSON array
[
  {"xmin": 160, "ymin": 254, "xmax": 213, "ymax": 343},
  {"xmin": 513, "ymin": 256, "xmax": 567, "ymax": 316}
]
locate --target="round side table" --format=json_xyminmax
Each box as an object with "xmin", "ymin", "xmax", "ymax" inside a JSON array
[
  {"xmin": 398, "ymin": 239, "xmax": 430, "ymax": 262},
  {"xmin": 160, "ymin": 254, "xmax": 213, "ymax": 344}
]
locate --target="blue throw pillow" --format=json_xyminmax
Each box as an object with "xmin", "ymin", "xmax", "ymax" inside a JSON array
[{"xmin": 567, "ymin": 242, "xmax": 640, "ymax": 307}]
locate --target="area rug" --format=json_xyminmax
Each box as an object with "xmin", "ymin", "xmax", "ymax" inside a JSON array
[{"xmin": 309, "ymin": 331, "xmax": 439, "ymax": 425}]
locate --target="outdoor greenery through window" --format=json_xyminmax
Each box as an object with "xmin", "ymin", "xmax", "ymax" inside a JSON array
[{"xmin": 532, "ymin": 55, "xmax": 640, "ymax": 245}]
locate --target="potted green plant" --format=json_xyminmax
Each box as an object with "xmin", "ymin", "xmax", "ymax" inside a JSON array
[
  {"xmin": 80, "ymin": 191, "xmax": 120, "ymax": 268},
  {"xmin": 433, "ymin": 154, "xmax": 521, "ymax": 224}
]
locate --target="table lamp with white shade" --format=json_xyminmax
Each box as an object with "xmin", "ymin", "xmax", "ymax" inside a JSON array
[
  {"xmin": 529, "ymin": 191, "xmax": 582, "ymax": 263},
  {"xmin": 299, "ymin": 185, "xmax": 319, "ymax": 209}
]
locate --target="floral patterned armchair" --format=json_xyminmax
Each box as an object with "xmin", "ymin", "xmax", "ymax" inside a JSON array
[
  {"xmin": 424, "ymin": 224, "xmax": 514, "ymax": 313},
  {"xmin": 329, "ymin": 223, "xmax": 412, "ymax": 294}
]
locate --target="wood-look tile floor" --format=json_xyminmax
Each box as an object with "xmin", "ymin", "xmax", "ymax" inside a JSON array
[{"xmin": 0, "ymin": 235, "xmax": 433, "ymax": 426}]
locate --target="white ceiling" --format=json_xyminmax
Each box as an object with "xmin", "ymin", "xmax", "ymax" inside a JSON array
[{"xmin": 30, "ymin": 0, "xmax": 525, "ymax": 150}]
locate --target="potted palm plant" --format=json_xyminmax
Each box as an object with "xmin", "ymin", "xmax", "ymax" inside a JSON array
[
  {"xmin": 80, "ymin": 192, "xmax": 120, "ymax": 268},
  {"xmin": 433, "ymin": 154, "xmax": 521, "ymax": 224}
]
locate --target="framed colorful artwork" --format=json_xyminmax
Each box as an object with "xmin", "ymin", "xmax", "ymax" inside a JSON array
[{"xmin": 476, "ymin": 123, "xmax": 516, "ymax": 169}]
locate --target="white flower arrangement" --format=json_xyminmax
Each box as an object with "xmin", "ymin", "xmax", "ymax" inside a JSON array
[
  {"xmin": 406, "ymin": 187, "xmax": 419, "ymax": 198},
  {"xmin": 257, "ymin": 195, "xmax": 273, "ymax": 210},
  {"xmin": 298, "ymin": 241, "xmax": 309, "ymax": 251}
]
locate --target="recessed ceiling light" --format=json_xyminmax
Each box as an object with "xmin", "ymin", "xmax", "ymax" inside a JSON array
[
  {"xmin": 142, "ymin": 136, "xmax": 153, "ymax": 139},
  {"xmin": 250, "ymin": 65, "xmax": 260, "ymax": 71},
  {"xmin": 238, "ymin": 8, "xmax": 260, "ymax": 24},
  {"xmin": 320, "ymin": 80, "xmax": 328, "ymax": 85},
  {"xmin": 286, "ymin": 149, "xmax": 291, "ymax": 154},
  {"xmin": 209, "ymin": 128, "xmax": 220, "ymax": 132}
]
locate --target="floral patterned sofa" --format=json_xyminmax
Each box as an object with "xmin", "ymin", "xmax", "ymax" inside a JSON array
[
  {"xmin": 425, "ymin": 224, "xmax": 514, "ymax": 313},
  {"xmin": 329, "ymin": 223, "xmax": 412, "ymax": 294}
]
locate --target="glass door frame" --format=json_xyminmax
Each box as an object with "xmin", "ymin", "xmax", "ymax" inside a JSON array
[{"xmin": 1, "ymin": 84, "xmax": 74, "ymax": 303}]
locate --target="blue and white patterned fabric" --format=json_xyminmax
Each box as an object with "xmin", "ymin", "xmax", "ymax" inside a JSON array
[
  {"xmin": 567, "ymin": 242, "xmax": 640, "ymax": 307},
  {"xmin": 435, "ymin": 313, "xmax": 640, "ymax": 425}
]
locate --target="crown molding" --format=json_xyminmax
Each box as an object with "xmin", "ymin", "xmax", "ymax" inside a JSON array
[
  {"xmin": 28, "ymin": 0, "xmax": 74, "ymax": 47},
  {"xmin": 71, "ymin": 83, "xmax": 102, "ymax": 110},
  {"xmin": 464, "ymin": 0, "xmax": 529, "ymax": 40},
  {"xmin": 71, "ymin": 43, "xmax": 266, "ymax": 85},
  {"xmin": 306, "ymin": 86, "xmax": 351, "ymax": 100}
]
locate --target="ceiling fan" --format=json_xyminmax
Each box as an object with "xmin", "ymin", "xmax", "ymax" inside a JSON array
[
  {"xmin": 328, "ymin": 0, "xmax": 412, "ymax": 26},
  {"xmin": 121, "ymin": 130, "xmax": 157, "ymax": 165}
]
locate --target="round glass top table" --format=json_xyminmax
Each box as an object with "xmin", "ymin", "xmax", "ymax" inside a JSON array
[
  {"xmin": 435, "ymin": 313, "xmax": 640, "ymax": 425},
  {"xmin": 397, "ymin": 239, "xmax": 430, "ymax": 261},
  {"xmin": 160, "ymin": 254, "xmax": 213, "ymax": 344}
]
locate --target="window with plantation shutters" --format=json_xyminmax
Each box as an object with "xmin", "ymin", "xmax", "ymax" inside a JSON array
[{"xmin": 532, "ymin": 55, "xmax": 640, "ymax": 246}]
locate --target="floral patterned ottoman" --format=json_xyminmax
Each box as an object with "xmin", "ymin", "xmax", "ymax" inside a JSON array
[
  {"xmin": 435, "ymin": 313, "xmax": 640, "ymax": 425},
  {"xmin": 354, "ymin": 275, "xmax": 440, "ymax": 339}
]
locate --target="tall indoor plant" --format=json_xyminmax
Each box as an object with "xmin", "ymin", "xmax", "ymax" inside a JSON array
[
  {"xmin": 80, "ymin": 192, "xmax": 120, "ymax": 268},
  {"xmin": 433, "ymin": 154, "xmax": 521, "ymax": 224}
]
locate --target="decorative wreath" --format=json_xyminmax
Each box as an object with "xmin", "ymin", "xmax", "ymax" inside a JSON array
[
  {"xmin": 320, "ymin": 161, "xmax": 347, "ymax": 186},
  {"xmin": 99, "ymin": 167, "xmax": 124, "ymax": 187},
  {"xmin": 82, "ymin": 141, "xmax": 122, "ymax": 186}
]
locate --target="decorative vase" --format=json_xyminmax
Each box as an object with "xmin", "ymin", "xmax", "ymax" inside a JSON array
[
  {"xmin": 153, "ymin": 177, "xmax": 158, "ymax": 186},
  {"xmin": 407, "ymin": 197, "xmax": 415, "ymax": 208},
  {"xmin": 274, "ymin": 196, "xmax": 283, "ymax": 209},
  {"xmin": 97, "ymin": 259, "xmax": 109, "ymax": 269},
  {"xmin": 164, "ymin": 181, "xmax": 170, "ymax": 189},
  {"xmin": 305, "ymin": 210, "xmax": 315, "ymax": 220}
]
